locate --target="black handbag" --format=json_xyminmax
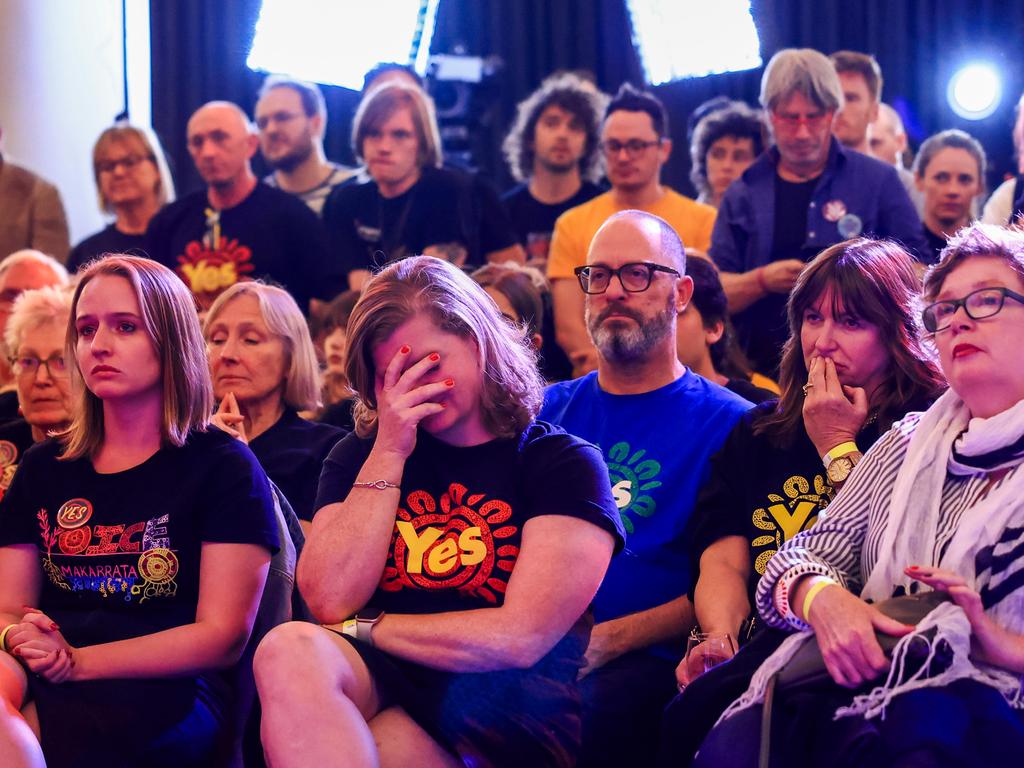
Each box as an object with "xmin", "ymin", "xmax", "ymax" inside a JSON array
[{"xmin": 758, "ymin": 590, "xmax": 951, "ymax": 768}]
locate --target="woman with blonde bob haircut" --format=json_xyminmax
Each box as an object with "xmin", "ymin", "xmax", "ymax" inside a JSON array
[
  {"xmin": 206, "ymin": 281, "xmax": 344, "ymax": 527},
  {"xmin": 0, "ymin": 255, "xmax": 280, "ymax": 766},
  {"xmin": 256, "ymin": 256, "xmax": 625, "ymax": 768}
]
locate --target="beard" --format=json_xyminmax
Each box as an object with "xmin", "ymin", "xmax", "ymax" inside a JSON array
[
  {"xmin": 537, "ymin": 152, "xmax": 579, "ymax": 175},
  {"xmin": 586, "ymin": 292, "xmax": 677, "ymax": 364},
  {"xmin": 267, "ymin": 140, "xmax": 314, "ymax": 173}
]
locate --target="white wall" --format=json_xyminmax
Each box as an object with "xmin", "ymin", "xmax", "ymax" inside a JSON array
[{"xmin": 0, "ymin": 0, "xmax": 151, "ymax": 246}]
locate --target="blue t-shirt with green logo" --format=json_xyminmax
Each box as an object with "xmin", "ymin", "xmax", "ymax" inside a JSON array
[{"xmin": 541, "ymin": 370, "xmax": 751, "ymax": 627}]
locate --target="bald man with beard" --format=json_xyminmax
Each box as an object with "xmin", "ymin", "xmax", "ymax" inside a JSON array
[{"xmin": 146, "ymin": 101, "xmax": 341, "ymax": 312}]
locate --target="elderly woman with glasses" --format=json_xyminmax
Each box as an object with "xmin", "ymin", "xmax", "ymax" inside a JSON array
[
  {"xmin": 0, "ymin": 286, "xmax": 74, "ymax": 500},
  {"xmin": 694, "ymin": 223, "xmax": 1024, "ymax": 768}
]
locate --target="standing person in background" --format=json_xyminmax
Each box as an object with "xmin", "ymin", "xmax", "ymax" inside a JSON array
[
  {"xmin": 146, "ymin": 101, "xmax": 338, "ymax": 313},
  {"xmin": 829, "ymin": 51, "xmax": 882, "ymax": 156},
  {"xmin": 324, "ymin": 82, "xmax": 524, "ymax": 292},
  {"xmin": 689, "ymin": 102, "xmax": 767, "ymax": 210},
  {"xmin": 547, "ymin": 84, "xmax": 717, "ymax": 377},
  {"xmin": 869, "ymin": 103, "xmax": 925, "ymax": 217},
  {"xmin": 255, "ymin": 75, "xmax": 356, "ymax": 216},
  {"xmin": 0, "ymin": 125, "xmax": 70, "ymax": 263},
  {"xmin": 711, "ymin": 48, "xmax": 927, "ymax": 377},
  {"xmin": 68, "ymin": 124, "xmax": 176, "ymax": 271},
  {"xmin": 914, "ymin": 130, "xmax": 986, "ymax": 262},
  {"xmin": 501, "ymin": 72, "xmax": 608, "ymax": 265}
]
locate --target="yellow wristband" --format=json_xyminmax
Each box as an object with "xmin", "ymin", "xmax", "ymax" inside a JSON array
[
  {"xmin": 823, "ymin": 441, "xmax": 859, "ymax": 468},
  {"xmin": 801, "ymin": 577, "xmax": 836, "ymax": 622},
  {"xmin": 0, "ymin": 624, "xmax": 15, "ymax": 653}
]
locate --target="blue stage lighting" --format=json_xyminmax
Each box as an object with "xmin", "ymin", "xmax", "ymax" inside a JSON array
[
  {"xmin": 246, "ymin": 0, "xmax": 439, "ymax": 90},
  {"xmin": 626, "ymin": 0, "xmax": 762, "ymax": 85},
  {"xmin": 947, "ymin": 63, "xmax": 1001, "ymax": 120}
]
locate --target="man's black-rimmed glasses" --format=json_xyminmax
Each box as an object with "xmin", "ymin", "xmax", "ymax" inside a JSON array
[{"xmin": 574, "ymin": 262, "xmax": 680, "ymax": 295}]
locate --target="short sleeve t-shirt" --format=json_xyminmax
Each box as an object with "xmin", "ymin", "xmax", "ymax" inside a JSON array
[
  {"xmin": 539, "ymin": 371, "xmax": 751, "ymax": 628},
  {"xmin": 68, "ymin": 224, "xmax": 148, "ymax": 272},
  {"xmin": 685, "ymin": 401, "xmax": 895, "ymax": 605},
  {"xmin": 264, "ymin": 163, "xmax": 358, "ymax": 217},
  {"xmin": 0, "ymin": 429, "xmax": 280, "ymax": 756},
  {"xmin": 546, "ymin": 189, "xmax": 717, "ymax": 280},
  {"xmin": 248, "ymin": 409, "xmax": 344, "ymax": 522},
  {"xmin": 145, "ymin": 183, "xmax": 341, "ymax": 311},
  {"xmin": 314, "ymin": 421, "xmax": 624, "ymax": 616},
  {"xmin": 501, "ymin": 181, "xmax": 603, "ymax": 262},
  {"xmin": 323, "ymin": 167, "xmax": 519, "ymax": 277}
]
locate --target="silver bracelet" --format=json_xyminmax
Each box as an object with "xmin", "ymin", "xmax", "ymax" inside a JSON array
[{"xmin": 352, "ymin": 479, "xmax": 400, "ymax": 490}]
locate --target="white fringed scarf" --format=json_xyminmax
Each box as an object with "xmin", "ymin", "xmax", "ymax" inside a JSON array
[{"xmin": 720, "ymin": 389, "xmax": 1024, "ymax": 725}]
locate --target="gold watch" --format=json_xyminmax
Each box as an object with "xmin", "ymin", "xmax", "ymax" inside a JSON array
[{"xmin": 826, "ymin": 453, "xmax": 860, "ymax": 483}]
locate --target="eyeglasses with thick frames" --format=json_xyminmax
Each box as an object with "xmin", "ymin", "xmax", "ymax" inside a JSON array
[
  {"xmin": 96, "ymin": 154, "xmax": 154, "ymax": 174},
  {"xmin": 8, "ymin": 353, "xmax": 67, "ymax": 378},
  {"xmin": 574, "ymin": 262, "xmax": 680, "ymax": 295},
  {"xmin": 599, "ymin": 139, "xmax": 661, "ymax": 158},
  {"xmin": 921, "ymin": 286, "xmax": 1024, "ymax": 333}
]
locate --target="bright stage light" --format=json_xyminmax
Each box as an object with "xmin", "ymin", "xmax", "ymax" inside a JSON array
[
  {"xmin": 947, "ymin": 63, "xmax": 1001, "ymax": 120},
  {"xmin": 626, "ymin": 0, "xmax": 762, "ymax": 85},
  {"xmin": 246, "ymin": 0, "xmax": 439, "ymax": 91}
]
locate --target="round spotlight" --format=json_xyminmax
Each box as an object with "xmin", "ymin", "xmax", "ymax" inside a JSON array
[{"xmin": 947, "ymin": 63, "xmax": 1001, "ymax": 120}]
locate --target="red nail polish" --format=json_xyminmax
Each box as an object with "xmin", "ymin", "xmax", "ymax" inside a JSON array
[
  {"xmin": 429, "ymin": 353, "xmax": 440, "ymax": 362},
  {"xmin": 445, "ymin": 378, "xmax": 454, "ymax": 387},
  {"xmin": 50, "ymin": 622, "xmax": 59, "ymax": 631},
  {"xmin": 908, "ymin": 565, "xmax": 919, "ymax": 570},
  {"xmin": 399, "ymin": 345, "xmax": 411, "ymax": 354},
  {"xmin": 438, "ymin": 402, "xmax": 446, "ymax": 408}
]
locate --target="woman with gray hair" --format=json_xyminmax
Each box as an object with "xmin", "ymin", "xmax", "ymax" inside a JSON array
[
  {"xmin": 206, "ymin": 281, "xmax": 344, "ymax": 529},
  {"xmin": 68, "ymin": 123, "xmax": 175, "ymax": 272},
  {"xmin": 0, "ymin": 285, "xmax": 73, "ymax": 500}
]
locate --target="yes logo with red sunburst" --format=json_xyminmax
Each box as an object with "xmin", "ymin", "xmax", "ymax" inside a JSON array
[{"xmin": 383, "ymin": 483, "xmax": 519, "ymax": 605}]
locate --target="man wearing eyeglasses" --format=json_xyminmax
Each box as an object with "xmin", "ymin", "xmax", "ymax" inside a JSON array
[
  {"xmin": 710, "ymin": 48, "xmax": 926, "ymax": 377},
  {"xmin": 541, "ymin": 211, "xmax": 751, "ymax": 768},
  {"xmin": 255, "ymin": 76, "xmax": 356, "ymax": 216},
  {"xmin": 547, "ymin": 84, "xmax": 717, "ymax": 378}
]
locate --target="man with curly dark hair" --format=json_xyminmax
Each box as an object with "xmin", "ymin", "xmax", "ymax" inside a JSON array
[{"xmin": 501, "ymin": 72, "xmax": 608, "ymax": 264}]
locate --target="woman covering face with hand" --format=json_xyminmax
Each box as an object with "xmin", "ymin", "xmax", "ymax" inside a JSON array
[
  {"xmin": 254, "ymin": 255, "xmax": 624, "ymax": 768},
  {"xmin": 695, "ymin": 224, "xmax": 1024, "ymax": 767},
  {"xmin": 660, "ymin": 239, "xmax": 945, "ymax": 766},
  {"xmin": 0, "ymin": 256, "xmax": 279, "ymax": 767}
]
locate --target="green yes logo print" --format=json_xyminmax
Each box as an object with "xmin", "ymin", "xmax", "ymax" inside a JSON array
[{"xmin": 606, "ymin": 441, "xmax": 662, "ymax": 534}]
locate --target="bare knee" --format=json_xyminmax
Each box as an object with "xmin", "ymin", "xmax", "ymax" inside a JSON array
[{"xmin": 255, "ymin": 621, "xmax": 364, "ymax": 701}]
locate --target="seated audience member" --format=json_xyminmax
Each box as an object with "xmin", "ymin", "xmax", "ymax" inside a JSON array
[
  {"xmin": 68, "ymin": 124, "xmax": 175, "ymax": 271},
  {"xmin": 206, "ymin": 281, "xmax": 344, "ymax": 530},
  {"xmin": 548, "ymin": 84, "xmax": 717, "ymax": 378},
  {"xmin": 0, "ymin": 125, "xmax": 70, "ymax": 262},
  {"xmin": 829, "ymin": 51, "xmax": 881, "ymax": 156},
  {"xmin": 982, "ymin": 92, "xmax": 1024, "ymax": 225},
  {"xmin": 695, "ymin": 222, "xmax": 1024, "ymax": 768},
  {"xmin": 472, "ymin": 261, "xmax": 546, "ymax": 351},
  {"xmin": 869, "ymin": 102, "xmax": 924, "ymax": 216},
  {"xmin": 914, "ymin": 130, "xmax": 986, "ymax": 262},
  {"xmin": 255, "ymin": 75, "xmax": 356, "ymax": 216},
  {"xmin": 0, "ymin": 256, "xmax": 278, "ymax": 766},
  {"xmin": 254, "ymin": 255, "xmax": 623, "ymax": 768},
  {"xmin": 315, "ymin": 289, "xmax": 360, "ymax": 432},
  {"xmin": 0, "ymin": 286, "xmax": 73, "ymax": 499},
  {"xmin": 658, "ymin": 238, "xmax": 945, "ymax": 766},
  {"xmin": 540, "ymin": 211, "xmax": 751, "ymax": 768},
  {"xmin": 501, "ymin": 72, "xmax": 608, "ymax": 263},
  {"xmin": 689, "ymin": 102, "xmax": 767, "ymax": 209},
  {"xmin": 0, "ymin": 250, "xmax": 69, "ymax": 424},
  {"xmin": 711, "ymin": 49, "xmax": 927, "ymax": 377},
  {"xmin": 678, "ymin": 255, "xmax": 777, "ymax": 403},
  {"xmin": 323, "ymin": 82, "xmax": 524, "ymax": 292},
  {"xmin": 146, "ymin": 101, "xmax": 338, "ymax": 312}
]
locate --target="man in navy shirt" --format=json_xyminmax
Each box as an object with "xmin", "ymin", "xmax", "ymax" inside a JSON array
[
  {"xmin": 541, "ymin": 210, "xmax": 751, "ymax": 768},
  {"xmin": 710, "ymin": 48, "xmax": 927, "ymax": 375}
]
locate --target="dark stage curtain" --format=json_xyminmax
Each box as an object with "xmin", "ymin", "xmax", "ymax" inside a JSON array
[{"xmin": 151, "ymin": 0, "xmax": 1024, "ymax": 200}]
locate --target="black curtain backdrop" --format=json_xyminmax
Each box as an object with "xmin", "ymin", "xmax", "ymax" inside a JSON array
[{"xmin": 151, "ymin": 0, "xmax": 1024, "ymax": 199}]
